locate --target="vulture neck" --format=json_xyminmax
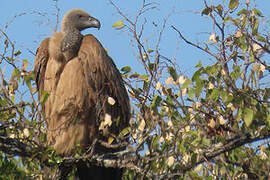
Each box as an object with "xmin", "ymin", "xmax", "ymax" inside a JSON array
[{"xmin": 61, "ymin": 27, "xmax": 83, "ymax": 61}]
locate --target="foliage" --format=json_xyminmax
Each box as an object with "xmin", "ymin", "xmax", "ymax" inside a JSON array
[{"xmin": 0, "ymin": 0, "xmax": 269, "ymax": 179}]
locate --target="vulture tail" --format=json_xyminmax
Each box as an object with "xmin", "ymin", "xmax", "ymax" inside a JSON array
[{"xmin": 76, "ymin": 162, "xmax": 123, "ymax": 180}]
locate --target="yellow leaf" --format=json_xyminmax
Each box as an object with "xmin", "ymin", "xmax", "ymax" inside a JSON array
[
  {"xmin": 165, "ymin": 76, "xmax": 174, "ymax": 85},
  {"xmin": 208, "ymin": 119, "xmax": 216, "ymax": 128},
  {"xmin": 259, "ymin": 64, "xmax": 265, "ymax": 72},
  {"xmin": 253, "ymin": 43, "xmax": 262, "ymax": 52},
  {"xmin": 22, "ymin": 59, "xmax": 28, "ymax": 70},
  {"xmin": 178, "ymin": 75, "xmax": 186, "ymax": 84},
  {"xmin": 181, "ymin": 88, "xmax": 187, "ymax": 96},
  {"xmin": 234, "ymin": 31, "xmax": 242, "ymax": 38},
  {"xmin": 108, "ymin": 97, "xmax": 116, "ymax": 105},
  {"xmin": 209, "ymin": 33, "xmax": 217, "ymax": 43},
  {"xmin": 104, "ymin": 113, "xmax": 112, "ymax": 126},
  {"xmin": 138, "ymin": 119, "xmax": 145, "ymax": 131},
  {"xmin": 112, "ymin": 20, "xmax": 124, "ymax": 29},
  {"xmin": 159, "ymin": 136, "xmax": 164, "ymax": 143},
  {"xmin": 208, "ymin": 83, "xmax": 214, "ymax": 89},
  {"xmin": 23, "ymin": 128, "xmax": 30, "ymax": 138},
  {"xmin": 167, "ymin": 120, "xmax": 173, "ymax": 127},
  {"xmin": 219, "ymin": 115, "xmax": 227, "ymax": 125},
  {"xmin": 185, "ymin": 125, "xmax": 190, "ymax": 132},
  {"xmin": 155, "ymin": 82, "xmax": 162, "ymax": 90},
  {"xmin": 108, "ymin": 136, "xmax": 114, "ymax": 145},
  {"xmin": 166, "ymin": 156, "xmax": 175, "ymax": 167}
]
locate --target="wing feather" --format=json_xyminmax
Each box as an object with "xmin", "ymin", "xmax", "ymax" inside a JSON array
[
  {"xmin": 78, "ymin": 34, "xmax": 130, "ymax": 140},
  {"xmin": 34, "ymin": 38, "xmax": 50, "ymax": 97}
]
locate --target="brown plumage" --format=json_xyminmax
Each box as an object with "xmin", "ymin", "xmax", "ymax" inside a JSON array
[{"xmin": 34, "ymin": 9, "xmax": 130, "ymax": 179}]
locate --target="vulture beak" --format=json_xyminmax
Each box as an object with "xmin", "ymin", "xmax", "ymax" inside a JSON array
[{"xmin": 89, "ymin": 16, "xmax": 101, "ymax": 30}]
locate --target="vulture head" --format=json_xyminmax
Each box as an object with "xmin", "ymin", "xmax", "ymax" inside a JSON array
[{"xmin": 61, "ymin": 9, "xmax": 101, "ymax": 32}]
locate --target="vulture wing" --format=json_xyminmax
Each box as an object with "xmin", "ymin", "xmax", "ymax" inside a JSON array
[
  {"xmin": 34, "ymin": 38, "xmax": 50, "ymax": 97},
  {"xmin": 78, "ymin": 34, "xmax": 130, "ymax": 143}
]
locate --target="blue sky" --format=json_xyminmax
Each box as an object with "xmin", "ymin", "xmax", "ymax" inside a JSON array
[{"xmin": 0, "ymin": 0, "xmax": 269, "ymax": 80}]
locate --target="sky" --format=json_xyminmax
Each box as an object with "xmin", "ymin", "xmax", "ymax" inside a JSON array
[{"xmin": 0, "ymin": 0, "xmax": 269, "ymax": 84}]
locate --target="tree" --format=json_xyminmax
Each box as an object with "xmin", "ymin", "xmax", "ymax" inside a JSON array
[{"xmin": 0, "ymin": 0, "xmax": 269, "ymax": 179}]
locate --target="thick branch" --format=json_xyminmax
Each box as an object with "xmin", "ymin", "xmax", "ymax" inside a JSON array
[{"xmin": 182, "ymin": 130, "xmax": 270, "ymax": 173}]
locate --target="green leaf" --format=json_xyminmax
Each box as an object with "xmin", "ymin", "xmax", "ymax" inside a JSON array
[
  {"xmin": 139, "ymin": 74, "xmax": 149, "ymax": 81},
  {"xmin": 151, "ymin": 95, "xmax": 162, "ymax": 110},
  {"xmin": 252, "ymin": 18, "xmax": 259, "ymax": 35},
  {"xmin": 195, "ymin": 60, "xmax": 202, "ymax": 68},
  {"xmin": 223, "ymin": 16, "xmax": 232, "ymax": 23},
  {"xmin": 253, "ymin": 8, "xmax": 263, "ymax": 17},
  {"xmin": 119, "ymin": 127, "xmax": 131, "ymax": 137},
  {"xmin": 147, "ymin": 49, "xmax": 154, "ymax": 53},
  {"xmin": 267, "ymin": 114, "xmax": 270, "ymax": 127},
  {"xmin": 112, "ymin": 20, "xmax": 124, "ymax": 29},
  {"xmin": 22, "ymin": 59, "xmax": 28, "ymax": 70},
  {"xmin": 209, "ymin": 89, "xmax": 220, "ymax": 101},
  {"xmin": 256, "ymin": 35, "xmax": 266, "ymax": 42},
  {"xmin": 25, "ymin": 77, "xmax": 32, "ymax": 92},
  {"xmin": 40, "ymin": 91, "xmax": 50, "ymax": 103},
  {"xmin": 243, "ymin": 107, "xmax": 254, "ymax": 127},
  {"xmin": 237, "ymin": 8, "xmax": 249, "ymax": 16},
  {"xmin": 201, "ymin": 7, "xmax": 212, "ymax": 16},
  {"xmin": 129, "ymin": 72, "xmax": 140, "ymax": 78},
  {"xmin": 229, "ymin": 0, "xmax": 239, "ymax": 10},
  {"xmin": 121, "ymin": 66, "xmax": 131, "ymax": 74},
  {"xmin": 148, "ymin": 63, "xmax": 155, "ymax": 72},
  {"xmin": 216, "ymin": 5, "xmax": 223, "ymax": 16},
  {"xmin": 12, "ymin": 68, "xmax": 21, "ymax": 79},
  {"xmin": 168, "ymin": 66, "xmax": 177, "ymax": 81},
  {"xmin": 188, "ymin": 88, "xmax": 196, "ymax": 99},
  {"xmin": 181, "ymin": 79, "xmax": 192, "ymax": 89},
  {"xmin": 14, "ymin": 50, "xmax": 21, "ymax": 57}
]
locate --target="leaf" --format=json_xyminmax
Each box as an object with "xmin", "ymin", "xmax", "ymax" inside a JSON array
[
  {"xmin": 25, "ymin": 77, "xmax": 32, "ymax": 92},
  {"xmin": 112, "ymin": 20, "xmax": 124, "ymax": 29},
  {"xmin": 256, "ymin": 35, "xmax": 266, "ymax": 42},
  {"xmin": 216, "ymin": 5, "xmax": 223, "ymax": 16},
  {"xmin": 129, "ymin": 72, "xmax": 140, "ymax": 78},
  {"xmin": 107, "ymin": 97, "xmax": 115, "ymax": 105},
  {"xmin": 147, "ymin": 49, "xmax": 154, "ymax": 53},
  {"xmin": 181, "ymin": 78, "xmax": 192, "ymax": 89},
  {"xmin": 107, "ymin": 136, "xmax": 114, "ymax": 145},
  {"xmin": 148, "ymin": 63, "xmax": 155, "ymax": 72},
  {"xmin": 14, "ymin": 50, "xmax": 21, "ymax": 57},
  {"xmin": 253, "ymin": 8, "xmax": 263, "ymax": 17},
  {"xmin": 151, "ymin": 95, "xmax": 162, "ymax": 110},
  {"xmin": 40, "ymin": 91, "xmax": 50, "ymax": 103},
  {"xmin": 267, "ymin": 114, "xmax": 270, "ymax": 127},
  {"xmin": 229, "ymin": 0, "xmax": 239, "ymax": 10},
  {"xmin": 168, "ymin": 66, "xmax": 177, "ymax": 81},
  {"xmin": 139, "ymin": 74, "xmax": 149, "ymax": 81},
  {"xmin": 209, "ymin": 89, "xmax": 220, "ymax": 101},
  {"xmin": 22, "ymin": 59, "xmax": 28, "ymax": 70},
  {"xmin": 195, "ymin": 60, "xmax": 202, "ymax": 68},
  {"xmin": 119, "ymin": 127, "xmax": 131, "ymax": 137},
  {"xmin": 224, "ymin": 16, "xmax": 232, "ymax": 23},
  {"xmin": 237, "ymin": 8, "xmax": 249, "ymax": 16},
  {"xmin": 201, "ymin": 7, "xmax": 212, "ymax": 16},
  {"xmin": 12, "ymin": 68, "xmax": 21, "ymax": 79},
  {"xmin": 121, "ymin": 66, "xmax": 131, "ymax": 74},
  {"xmin": 243, "ymin": 107, "xmax": 254, "ymax": 127},
  {"xmin": 138, "ymin": 119, "xmax": 145, "ymax": 131}
]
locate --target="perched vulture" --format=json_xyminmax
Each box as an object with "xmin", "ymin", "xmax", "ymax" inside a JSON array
[{"xmin": 34, "ymin": 9, "xmax": 130, "ymax": 179}]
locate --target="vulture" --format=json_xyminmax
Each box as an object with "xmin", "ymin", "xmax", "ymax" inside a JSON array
[{"xmin": 34, "ymin": 9, "xmax": 130, "ymax": 179}]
